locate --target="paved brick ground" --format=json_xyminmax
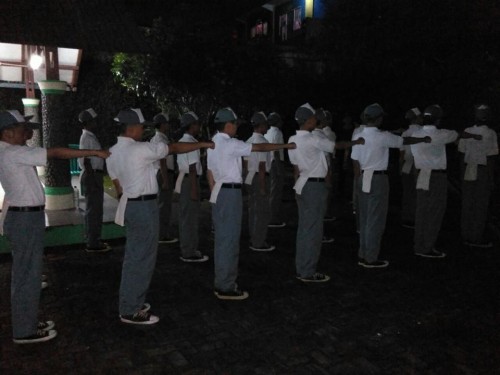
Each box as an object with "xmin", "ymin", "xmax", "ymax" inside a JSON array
[{"xmin": 1, "ymin": 171, "xmax": 499, "ymax": 374}]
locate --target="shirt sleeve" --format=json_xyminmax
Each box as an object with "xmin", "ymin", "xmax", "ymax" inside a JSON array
[
  {"xmin": 432, "ymin": 130, "xmax": 458, "ymax": 145},
  {"xmin": 15, "ymin": 146, "xmax": 47, "ymax": 167},
  {"xmin": 314, "ymin": 136, "xmax": 335, "ymax": 153},
  {"xmin": 287, "ymin": 136, "xmax": 297, "ymax": 164},
  {"xmin": 487, "ymin": 130, "xmax": 499, "ymax": 156},
  {"xmin": 229, "ymin": 138, "xmax": 252, "ymax": 157},
  {"xmin": 144, "ymin": 142, "xmax": 168, "ymax": 162},
  {"xmin": 382, "ymin": 132, "xmax": 403, "ymax": 149},
  {"xmin": 350, "ymin": 144, "xmax": 360, "ymax": 161}
]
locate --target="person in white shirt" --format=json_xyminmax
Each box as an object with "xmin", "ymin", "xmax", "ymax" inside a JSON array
[
  {"xmin": 411, "ymin": 104, "xmax": 480, "ymax": 258},
  {"xmin": 352, "ymin": 103, "xmax": 429, "ymax": 268},
  {"xmin": 207, "ymin": 107, "xmax": 295, "ymax": 300},
  {"xmin": 399, "ymin": 108, "xmax": 423, "ymax": 229},
  {"xmin": 150, "ymin": 113, "xmax": 178, "ymax": 244},
  {"xmin": 264, "ymin": 112, "xmax": 286, "ymax": 228},
  {"xmin": 458, "ymin": 104, "xmax": 498, "ymax": 248},
  {"xmin": 78, "ymin": 108, "xmax": 111, "ymax": 253},
  {"xmin": 289, "ymin": 103, "xmax": 362, "ymax": 282},
  {"xmin": 175, "ymin": 111, "xmax": 209, "ymax": 262},
  {"xmin": 107, "ymin": 108, "xmax": 213, "ymax": 325},
  {"xmin": 0, "ymin": 110, "xmax": 110, "ymax": 344},
  {"xmin": 245, "ymin": 112, "xmax": 274, "ymax": 252},
  {"xmin": 312, "ymin": 108, "xmax": 334, "ymax": 243}
]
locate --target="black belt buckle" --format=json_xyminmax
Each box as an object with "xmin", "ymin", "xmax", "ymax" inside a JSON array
[
  {"xmin": 308, "ymin": 177, "xmax": 325, "ymax": 182},
  {"xmin": 8, "ymin": 205, "xmax": 45, "ymax": 212},
  {"xmin": 221, "ymin": 183, "xmax": 242, "ymax": 189},
  {"xmin": 128, "ymin": 194, "xmax": 157, "ymax": 201}
]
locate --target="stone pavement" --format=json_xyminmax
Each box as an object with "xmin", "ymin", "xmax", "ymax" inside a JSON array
[{"xmin": 1, "ymin": 175, "xmax": 499, "ymax": 374}]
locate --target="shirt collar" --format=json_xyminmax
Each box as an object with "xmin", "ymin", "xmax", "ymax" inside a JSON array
[{"xmin": 296, "ymin": 130, "xmax": 310, "ymax": 135}]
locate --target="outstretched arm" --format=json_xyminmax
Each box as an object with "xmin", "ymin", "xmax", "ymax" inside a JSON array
[
  {"xmin": 251, "ymin": 143, "xmax": 296, "ymax": 152},
  {"xmin": 403, "ymin": 136, "xmax": 431, "ymax": 145},
  {"xmin": 169, "ymin": 141, "xmax": 214, "ymax": 154},
  {"xmin": 47, "ymin": 148, "xmax": 110, "ymax": 160}
]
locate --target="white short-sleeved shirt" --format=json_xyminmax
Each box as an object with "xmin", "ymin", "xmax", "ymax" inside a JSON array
[
  {"xmin": 322, "ymin": 126, "xmax": 337, "ymax": 142},
  {"xmin": 400, "ymin": 124, "xmax": 422, "ymax": 163},
  {"xmin": 313, "ymin": 128, "xmax": 333, "ymax": 165},
  {"xmin": 458, "ymin": 125, "xmax": 498, "ymax": 165},
  {"xmin": 288, "ymin": 130, "xmax": 335, "ymax": 178},
  {"xmin": 264, "ymin": 126, "xmax": 284, "ymax": 161},
  {"xmin": 246, "ymin": 132, "xmax": 271, "ymax": 173},
  {"xmin": 0, "ymin": 142, "xmax": 47, "ymax": 206},
  {"xmin": 351, "ymin": 125, "xmax": 366, "ymax": 140},
  {"xmin": 107, "ymin": 136, "xmax": 168, "ymax": 197},
  {"xmin": 78, "ymin": 129, "xmax": 104, "ymax": 170},
  {"xmin": 207, "ymin": 132, "xmax": 252, "ymax": 183},
  {"xmin": 177, "ymin": 133, "xmax": 202, "ymax": 175},
  {"xmin": 150, "ymin": 130, "xmax": 175, "ymax": 171},
  {"xmin": 411, "ymin": 125, "xmax": 458, "ymax": 170},
  {"xmin": 351, "ymin": 127, "xmax": 403, "ymax": 171}
]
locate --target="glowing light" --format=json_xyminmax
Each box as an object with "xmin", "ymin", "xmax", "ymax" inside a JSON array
[{"xmin": 29, "ymin": 54, "xmax": 43, "ymax": 70}]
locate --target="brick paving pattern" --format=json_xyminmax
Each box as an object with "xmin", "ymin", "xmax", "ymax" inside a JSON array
[{"xmin": 1, "ymin": 171, "xmax": 499, "ymax": 374}]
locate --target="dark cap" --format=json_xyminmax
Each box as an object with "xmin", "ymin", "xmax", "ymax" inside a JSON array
[
  {"xmin": 214, "ymin": 107, "xmax": 238, "ymax": 123},
  {"xmin": 267, "ymin": 112, "xmax": 282, "ymax": 127},
  {"xmin": 295, "ymin": 103, "xmax": 316, "ymax": 125},
  {"xmin": 0, "ymin": 110, "xmax": 35, "ymax": 130},
  {"xmin": 405, "ymin": 107, "xmax": 422, "ymax": 121},
  {"xmin": 250, "ymin": 111, "xmax": 267, "ymax": 126},
  {"xmin": 423, "ymin": 105, "xmax": 443, "ymax": 122},
  {"xmin": 78, "ymin": 108, "xmax": 98, "ymax": 123},
  {"xmin": 315, "ymin": 108, "xmax": 327, "ymax": 122},
  {"xmin": 114, "ymin": 108, "xmax": 151, "ymax": 125},
  {"xmin": 180, "ymin": 111, "xmax": 199, "ymax": 128},
  {"xmin": 153, "ymin": 112, "xmax": 170, "ymax": 125},
  {"xmin": 362, "ymin": 103, "xmax": 385, "ymax": 121},
  {"xmin": 475, "ymin": 104, "xmax": 490, "ymax": 122}
]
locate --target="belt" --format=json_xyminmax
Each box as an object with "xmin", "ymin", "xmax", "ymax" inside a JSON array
[
  {"xmin": 128, "ymin": 194, "xmax": 157, "ymax": 201},
  {"xmin": 308, "ymin": 177, "xmax": 325, "ymax": 182},
  {"xmin": 8, "ymin": 205, "xmax": 45, "ymax": 212},
  {"xmin": 221, "ymin": 183, "xmax": 242, "ymax": 189},
  {"xmin": 363, "ymin": 170, "xmax": 387, "ymax": 175}
]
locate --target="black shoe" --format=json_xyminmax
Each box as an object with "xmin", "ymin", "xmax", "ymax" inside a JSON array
[
  {"xmin": 120, "ymin": 311, "xmax": 159, "ymax": 325},
  {"xmin": 464, "ymin": 240, "xmax": 493, "ymax": 248},
  {"xmin": 159, "ymin": 237, "xmax": 178, "ymax": 244},
  {"xmin": 214, "ymin": 289, "xmax": 249, "ymax": 300},
  {"xmin": 180, "ymin": 254, "xmax": 209, "ymax": 262},
  {"xmin": 296, "ymin": 272, "xmax": 330, "ymax": 282},
  {"xmin": 401, "ymin": 222, "xmax": 415, "ymax": 229},
  {"xmin": 249, "ymin": 243, "xmax": 275, "ymax": 252},
  {"xmin": 140, "ymin": 303, "xmax": 151, "ymax": 313},
  {"xmin": 415, "ymin": 249, "xmax": 446, "ymax": 258},
  {"xmin": 13, "ymin": 329, "xmax": 57, "ymax": 344},
  {"xmin": 37, "ymin": 320, "xmax": 55, "ymax": 331},
  {"xmin": 85, "ymin": 242, "xmax": 112, "ymax": 253},
  {"xmin": 322, "ymin": 236, "xmax": 335, "ymax": 244},
  {"xmin": 359, "ymin": 260, "xmax": 389, "ymax": 268},
  {"xmin": 268, "ymin": 222, "xmax": 286, "ymax": 228}
]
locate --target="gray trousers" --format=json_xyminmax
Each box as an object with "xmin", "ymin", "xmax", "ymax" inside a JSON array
[
  {"xmin": 157, "ymin": 170, "xmax": 174, "ymax": 239},
  {"xmin": 269, "ymin": 159, "xmax": 285, "ymax": 223},
  {"xmin": 247, "ymin": 175, "xmax": 271, "ymax": 247},
  {"xmin": 120, "ymin": 200, "xmax": 159, "ymax": 316},
  {"xmin": 82, "ymin": 170, "xmax": 104, "ymax": 248},
  {"xmin": 296, "ymin": 181, "xmax": 328, "ymax": 277},
  {"xmin": 358, "ymin": 174, "xmax": 389, "ymax": 263},
  {"xmin": 401, "ymin": 168, "xmax": 417, "ymax": 224},
  {"xmin": 461, "ymin": 166, "xmax": 491, "ymax": 243},
  {"xmin": 414, "ymin": 172, "xmax": 447, "ymax": 254},
  {"xmin": 212, "ymin": 188, "xmax": 242, "ymax": 292},
  {"xmin": 5, "ymin": 210, "xmax": 45, "ymax": 338},
  {"xmin": 179, "ymin": 177, "xmax": 200, "ymax": 257}
]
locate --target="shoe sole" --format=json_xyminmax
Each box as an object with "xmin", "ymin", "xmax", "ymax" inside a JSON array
[
  {"xmin": 179, "ymin": 256, "xmax": 209, "ymax": 262},
  {"xmin": 268, "ymin": 224, "xmax": 286, "ymax": 228},
  {"xmin": 465, "ymin": 243, "xmax": 493, "ymax": 248},
  {"xmin": 13, "ymin": 330, "xmax": 57, "ymax": 344},
  {"xmin": 214, "ymin": 291, "xmax": 249, "ymax": 300},
  {"xmin": 85, "ymin": 247, "xmax": 112, "ymax": 253},
  {"xmin": 159, "ymin": 239, "xmax": 179, "ymax": 244},
  {"xmin": 249, "ymin": 246, "xmax": 275, "ymax": 252},
  {"xmin": 322, "ymin": 239, "xmax": 334, "ymax": 244},
  {"xmin": 358, "ymin": 262, "xmax": 389, "ymax": 268},
  {"xmin": 119, "ymin": 316, "xmax": 159, "ymax": 325},
  {"xmin": 296, "ymin": 276, "xmax": 331, "ymax": 282},
  {"xmin": 415, "ymin": 253, "xmax": 446, "ymax": 258}
]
